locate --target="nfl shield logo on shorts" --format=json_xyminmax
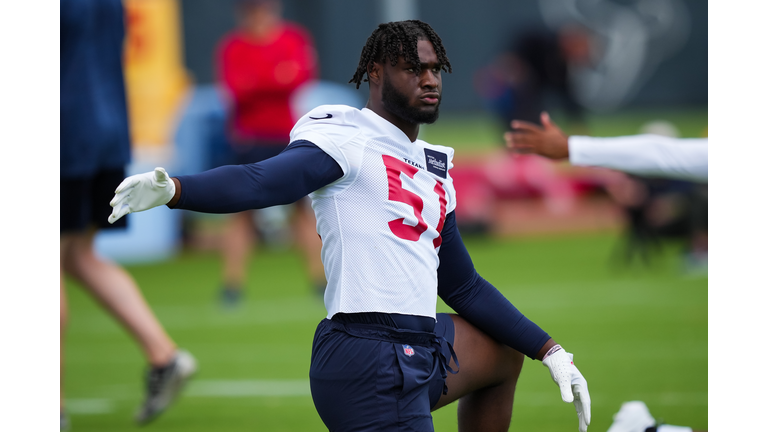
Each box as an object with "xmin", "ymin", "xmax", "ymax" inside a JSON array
[{"xmin": 402, "ymin": 344, "xmax": 415, "ymax": 357}]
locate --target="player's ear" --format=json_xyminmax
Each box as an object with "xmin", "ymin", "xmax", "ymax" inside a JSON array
[{"xmin": 367, "ymin": 61, "xmax": 382, "ymax": 85}]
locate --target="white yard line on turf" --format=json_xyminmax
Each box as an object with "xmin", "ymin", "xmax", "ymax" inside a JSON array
[
  {"xmin": 65, "ymin": 398, "xmax": 115, "ymax": 414},
  {"xmin": 186, "ymin": 379, "xmax": 312, "ymax": 397}
]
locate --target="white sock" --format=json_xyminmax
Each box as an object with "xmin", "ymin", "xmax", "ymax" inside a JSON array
[{"xmin": 657, "ymin": 426, "xmax": 693, "ymax": 432}]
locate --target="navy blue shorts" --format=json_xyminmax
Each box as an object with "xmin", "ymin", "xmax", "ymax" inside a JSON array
[
  {"xmin": 309, "ymin": 313, "xmax": 456, "ymax": 431},
  {"xmin": 60, "ymin": 168, "xmax": 127, "ymax": 234}
]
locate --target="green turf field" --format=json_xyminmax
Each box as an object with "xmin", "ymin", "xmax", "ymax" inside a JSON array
[{"xmin": 63, "ymin": 231, "xmax": 707, "ymax": 432}]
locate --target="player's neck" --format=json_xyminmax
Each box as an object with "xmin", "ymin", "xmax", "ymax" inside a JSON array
[{"xmin": 365, "ymin": 101, "xmax": 420, "ymax": 142}]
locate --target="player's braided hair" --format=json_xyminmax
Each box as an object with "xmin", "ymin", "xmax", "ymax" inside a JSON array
[{"xmin": 349, "ymin": 20, "xmax": 452, "ymax": 89}]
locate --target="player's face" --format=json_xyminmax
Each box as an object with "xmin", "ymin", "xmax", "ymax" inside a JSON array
[{"xmin": 381, "ymin": 39, "xmax": 442, "ymax": 125}]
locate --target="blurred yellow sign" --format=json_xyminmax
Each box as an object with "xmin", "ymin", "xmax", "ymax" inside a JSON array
[{"xmin": 123, "ymin": 0, "xmax": 189, "ymax": 148}]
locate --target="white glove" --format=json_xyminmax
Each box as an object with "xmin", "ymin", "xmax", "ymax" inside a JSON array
[
  {"xmin": 542, "ymin": 348, "xmax": 591, "ymax": 432},
  {"xmin": 108, "ymin": 167, "xmax": 176, "ymax": 224}
]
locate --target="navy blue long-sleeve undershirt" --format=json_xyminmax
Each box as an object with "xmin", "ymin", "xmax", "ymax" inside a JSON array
[
  {"xmin": 437, "ymin": 212, "xmax": 550, "ymax": 359},
  {"xmin": 174, "ymin": 140, "xmax": 550, "ymax": 359},
  {"xmin": 175, "ymin": 140, "xmax": 342, "ymax": 212}
]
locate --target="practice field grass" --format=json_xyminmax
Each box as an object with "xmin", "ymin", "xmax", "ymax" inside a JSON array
[{"xmin": 63, "ymin": 231, "xmax": 707, "ymax": 432}]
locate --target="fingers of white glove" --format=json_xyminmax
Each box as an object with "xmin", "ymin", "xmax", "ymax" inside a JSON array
[
  {"xmin": 114, "ymin": 176, "xmax": 138, "ymax": 194},
  {"xmin": 153, "ymin": 167, "xmax": 168, "ymax": 182},
  {"xmin": 559, "ymin": 381, "xmax": 574, "ymax": 403},
  {"xmin": 110, "ymin": 189, "xmax": 130, "ymax": 207},
  {"xmin": 112, "ymin": 168, "xmax": 174, "ymax": 214},
  {"xmin": 573, "ymin": 398, "xmax": 585, "ymax": 432},
  {"xmin": 543, "ymin": 350, "xmax": 575, "ymax": 403},
  {"xmin": 108, "ymin": 204, "xmax": 131, "ymax": 224},
  {"xmin": 573, "ymin": 383, "xmax": 591, "ymax": 428},
  {"xmin": 579, "ymin": 405, "xmax": 590, "ymax": 432},
  {"xmin": 578, "ymin": 409, "xmax": 589, "ymax": 432},
  {"xmin": 152, "ymin": 167, "xmax": 175, "ymax": 202}
]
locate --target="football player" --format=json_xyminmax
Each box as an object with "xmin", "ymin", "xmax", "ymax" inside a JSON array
[{"xmin": 108, "ymin": 20, "xmax": 590, "ymax": 432}]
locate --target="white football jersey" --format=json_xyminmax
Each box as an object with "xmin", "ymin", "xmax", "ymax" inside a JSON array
[{"xmin": 290, "ymin": 104, "xmax": 457, "ymax": 320}]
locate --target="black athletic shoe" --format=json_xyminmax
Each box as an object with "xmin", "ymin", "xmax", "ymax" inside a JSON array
[
  {"xmin": 220, "ymin": 286, "xmax": 244, "ymax": 308},
  {"xmin": 135, "ymin": 350, "xmax": 197, "ymax": 425},
  {"xmin": 60, "ymin": 410, "xmax": 69, "ymax": 431}
]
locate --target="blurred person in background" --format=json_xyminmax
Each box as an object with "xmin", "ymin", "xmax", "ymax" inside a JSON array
[
  {"xmin": 215, "ymin": 0, "xmax": 324, "ymax": 305},
  {"xmin": 462, "ymin": 24, "xmax": 595, "ymax": 231},
  {"xmin": 475, "ymin": 24, "xmax": 591, "ymax": 132},
  {"xmin": 60, "ymin": 0, "xmax": 196, "ymax": 429},
  {"xmin": 505, "ymin": 112, "xmax": 708, "ymax": 271}
]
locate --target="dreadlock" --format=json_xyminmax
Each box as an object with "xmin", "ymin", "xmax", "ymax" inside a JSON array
[{"xmin": 349, "ymin": 20, "xmax": 452, "ymax": 89}]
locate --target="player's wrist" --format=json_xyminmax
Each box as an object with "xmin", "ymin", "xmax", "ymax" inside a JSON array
[
  {"xmin": 542, "ymin": 343, "xmax": 563, "ymax": 361},
  {"xmin": 167, "ymin": 178, "xmax": 181, "ymax": 208},
  {"xmin": 536, "ymin": 338, "xmax": 557, "ymax": 360},
  {"xmin": 562, "ymin": 135, "xmax": 571, "ymax": 158}
]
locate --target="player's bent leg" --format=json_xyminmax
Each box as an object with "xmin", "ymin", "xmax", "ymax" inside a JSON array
[
  {"xmin": 310, "ymin": 318, "xmax": 438, "ymax": 431},
  {"xmin": 431, "ymin": 314, "xmax": 525, "ymax": 432}
]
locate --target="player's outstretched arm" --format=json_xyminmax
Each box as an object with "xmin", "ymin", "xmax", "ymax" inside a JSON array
[
  {"xmin": 567, "ymin": 134, "xmax": 708, "ymax": 182},
  {"xmin": 503, "ymin": 111, "xmax": 570, "ymax": 159},
  {"xmin": 542, "ymin": 346, "xmax": 591, "ymax": 432},
  {"xmin": 108, "ymin": 141, "xmax": 344, "ymax": 224},
  {"xmin": 436, "ymin": 212, "xmax": 590, "ymax": 431},
  {"xmin": 506, "ymin": 112, "xmax": 709, "ymax": 182},
  {"xmin": 108, "ymin": 167, "xmax": 176, "ymax": 224}
]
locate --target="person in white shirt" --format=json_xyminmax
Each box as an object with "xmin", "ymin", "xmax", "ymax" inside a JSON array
[{"xmin": 504, "ymin": 112, "xmax": 708, "ymax": 183}]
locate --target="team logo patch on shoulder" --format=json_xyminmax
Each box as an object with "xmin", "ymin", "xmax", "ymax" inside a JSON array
[
  {"xmin": 424, "ymin": 149, "xmax": 447, "ymax": 179},
  {"xmin": 403, "ymin": 345, "xmax": 415, "ymax": 357}
]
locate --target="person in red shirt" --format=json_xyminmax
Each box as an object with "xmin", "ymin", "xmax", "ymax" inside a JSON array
[{"xmin": 215, "ymin": 0, "xmax": 323, "ymax": 304}]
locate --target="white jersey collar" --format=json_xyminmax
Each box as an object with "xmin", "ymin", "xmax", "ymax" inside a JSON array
[{"xmin": 360, "ymin": 107, "xmax": 418, "ymax": 144}]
